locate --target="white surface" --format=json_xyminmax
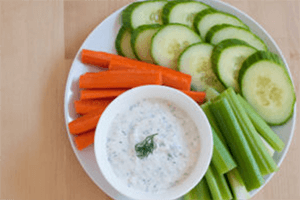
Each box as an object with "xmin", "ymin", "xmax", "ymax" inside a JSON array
[
  {"xmin": 94, "ymin": 85, "xmax": 213, "ymax": 200},
  {"xmin": 64, "ymin": 0, "xmax": 297, "ymax": 199}
]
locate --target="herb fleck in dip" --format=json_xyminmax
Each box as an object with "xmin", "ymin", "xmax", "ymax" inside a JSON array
[{"xmin": 106, "ymin": 98, "xmax": 200, "ymax": 193}]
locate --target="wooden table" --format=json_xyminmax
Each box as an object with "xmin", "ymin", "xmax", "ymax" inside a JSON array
[{"xmin": 1, "ymin": 0, "xmax": 299, "ymax": 199}]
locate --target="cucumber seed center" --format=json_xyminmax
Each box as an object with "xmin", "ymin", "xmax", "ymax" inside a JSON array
[
  {"xmin": 150, "ymin": 9, "xmax": 162, "ymax": 23},
  {"xmin": 256, "ymin": 76, "xmax": 283, "ymax": 107}
]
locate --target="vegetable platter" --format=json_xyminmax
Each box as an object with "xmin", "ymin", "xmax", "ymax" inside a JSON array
[{"xmin": 64, "ymin": 0, "xmax": 296, "ymax": 199}]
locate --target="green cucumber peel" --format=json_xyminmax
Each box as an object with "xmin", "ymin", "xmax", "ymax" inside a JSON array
[
  {"xmin": 115, "ymin": 26, "xmax": 128, "ymax": 56},
  {"xmin": 206, "ymin": 24, "xmax": 232, "ymax": 43},
  {"xmin": 177, "ymin": 42, "xmax": 225, "ymax": 92},
  {"xmin": 193, "ymin": 8, "xmax": 217, "ymax": 36},
  {"xmin": 211, "ymin": 39, "xmax": 257, "ymax": 91},
  {"xmin": 162, "ymin": 1, "xmax": 179, "ymax": 24},
  {"xmin": 205, "ymin": 24, "xmax": 267, "ymax": 51},
  {"xmin": 115, "ymin": 26, "xmax": 136, "ymax": 59},
  {"xmin": 162, "ymin": 0, "xmax": 210, "ymax": 26},
  {"xmin": 238, "ymin": 51, "xmax": 285, "ymax": 86},
  {"xmin": 211, "ymin": 38, "xmax": 256, "ymax": 75},
  {"xmin": 121, "ymin": 2, "xmax": 142, "ymax": 29},
  {"xmin": 122, "ymin": 1, "xmax": 167, "ymax": 30},
  {"xmin": 194, "ymin": 8, "xmax": 248, "ymax": 40},
  {"xmin": 224, "ymin": 88, "xmax": 278, "ymax": 175},
  {"xmin": 130, "ymin": 24, "xmax": 162, "ymax": 62},
  {"xmin": 150, "ymin": 23, "xmax": 202, "ymax": 69},
  {"xmin": 210, "ymin": 97, "xmax": 264, "ymax": 191},
  {"xmin": 184, "ymin": 178, "xmax": 212, "ymax": 200},
  {"xmin": 237, "ymin": 94, "xmax": 285, "ymax": 151},
  {"xmin": 238, "ymin": 51, "xmax": 296, "ymax": 126}
]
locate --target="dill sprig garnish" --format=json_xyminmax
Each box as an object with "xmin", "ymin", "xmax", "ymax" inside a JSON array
[{"xmin": 135, "ymin": 133, "xmax": 158, "ymax": 159}]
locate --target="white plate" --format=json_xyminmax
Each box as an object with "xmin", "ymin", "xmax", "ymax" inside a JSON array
[{"xmin": 64, "ymin": 0, "xmax": 297, "ymax": 199}]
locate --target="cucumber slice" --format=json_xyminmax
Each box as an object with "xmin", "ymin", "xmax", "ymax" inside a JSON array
[
  {"xmin": 211, "ymin": 39, "xmax": 257, "ymax": 92},
  {"xmin": 239, "ymin": 51, "xmax": 296, "ymax": 125},
  {"xmin": 115, "ymin": 26, "xmax": 136, "ymax": 59},
  {"xmin": 178, "ymin": 43, "xmax": 225, "ymax": 92},
  {"xmin": 194, "ymin": 8, "xmax": 248, "ymax": 40},
  {"xmin": 131, "ymin": 24, "xmax": 161, "ymax": 63},
  {"xmin": 206, "ymin": 24, "xmax": 267, "ymax": 51},
  {"xmin": 151, "ymin": 24, "xmax": 201, "ymax": 69},
  {"xmin": 122, "ymin": 1, "xmax": 167, "ymax": 29},
  {"xmin": 162, "ymin": 1, "xmax": 209, "ymax": 28}
]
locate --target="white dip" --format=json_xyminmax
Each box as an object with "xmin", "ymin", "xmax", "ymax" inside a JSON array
[{"xmin": 106, "ymin": 98, "xmax": 200, "ymax": 193}]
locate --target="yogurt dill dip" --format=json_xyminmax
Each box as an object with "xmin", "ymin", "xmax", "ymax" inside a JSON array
[{"xmin": 106, "ymin": 98, "xmax": 201, "ymax": 193}]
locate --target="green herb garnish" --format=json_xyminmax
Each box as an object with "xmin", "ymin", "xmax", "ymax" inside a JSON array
[{"xmin": 135, "ymin": 133, "xmax": 158, "ymax": 159}]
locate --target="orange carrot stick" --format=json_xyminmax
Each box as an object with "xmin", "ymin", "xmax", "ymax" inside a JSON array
[
  {"xmin": 82, "ymin": 50, "xmax": 112, "ymax": 68},
  {"xmin": 80, "ymin": 89, "xmax": 127, "ymax": 100},
  {"xmin": 109, "ymin": 59, "xmax": 191, "ymax": 90},
  {"xmin": 68, "ymin": 109, "xmax": 103, "ymax": 135},
  {"xmin": 79, "ymin": 70, "xmax": 162, "ymax": 89},
  {"xmin": 182, "ymin": 90, "xmax": 206, "ymax": 103},
  {"xmin": 81, "ymin": 49, "xmax": 133, "ymax": 68},
  {"xmin": 81, "ymin": 50, "xmax": 191, "ymax": 90},
  {"xmin": 75, "ymin": 130, "xmax": 95, "ymax": 150},
  {"xmin": 74, "ymin": 99, "xmax": 113, "ymax": 114}
]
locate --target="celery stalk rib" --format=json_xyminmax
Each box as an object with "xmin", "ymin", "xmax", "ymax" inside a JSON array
[
  {"xmin": 201, "ymin": 102, "xmax": 226, "ymax": 145},
  {"xmin": 202, "ymin": 102, "xmax": 237, "ymax": 174},
  {"xmin": 184, "ymin": 178, "xmax": 212, "ymax": 200},
  {"xmin": 226, "ymin": 168, "xmax": 250, "ymax": 200},
  {"xmin": 205, "ymin": 164, "xmax": 232, "ymax": 200},
  {"xmin": 237, "ymin": 94, "xmax": 285, "ymax": 152},
  {"xmin": 210, "ymin": 98, "xmax": 264, "ymax": 191},
  {"xmin": 211, "ymin": 127, "xmax": 237, "ymax": 174},
  {"xmin": 225, "ymin": 88, "xmax": 278, "ymax": 175}
]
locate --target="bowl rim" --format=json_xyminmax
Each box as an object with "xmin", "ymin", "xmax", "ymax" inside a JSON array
[{"xmin": 94, "ymin": 85, "xmax": 213, "ymax": 200}]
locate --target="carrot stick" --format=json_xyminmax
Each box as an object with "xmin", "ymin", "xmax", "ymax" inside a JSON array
[
  {"xmin": 79, "ymin": 70, "xmax": 162, "ymax": 89},
  {"xmin": 81, "ymin": 50, "xmax": 191, "ymax": 90},
  {"xmin": 68, "ymin": 109, "xmax": 103, "ymax": 135},
  {"xmin": 81, "ymin": 49, "xmax": 131, "ymax": 68},
  {"xmin": 182, "ymin": 90, "xmax": 206, "ymax": 103},
  {"xmin": 109, "ymin": 58, "xmax": 191, "ymax": 90},
  {"xmin": 75, "ymin": 130, "xmax": 95, "ymax": 150},
  {"xmin": 74, "ymin": 99, "xmax": 113, "ymax": 114},
  {"xmin": 80, "ymin": 89, "xmax": 127, "ymax": 100}
]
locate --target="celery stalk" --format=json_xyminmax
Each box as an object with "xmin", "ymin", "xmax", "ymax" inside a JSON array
[
  {"xmin": 205, "ymin": 163, "xmax": 233, "ymax": 200},
  {"xmin": 226, "ymin": 168, "xmax": 250, "ymax": 200},
  {"xmin": 211, "ymin": 127, "xmax": 237, "ymax": 174},
  {"xmin": 225, "ymin": 88, "xmax": 278, "ymax": 175},
  {"xmin": 202, "ymin": 102, "xmax": 237, "ymax": 174},
  {"xmin": 259, "ymin": 134, "xmax": 275, "ymax": 157},
  {"xmin": 184, "ymin": 178, "xmax": 212, "ymax": 200},
  {"xmin": 237, "ymin": 94, "xmax": 285, "ymax": 152},
  {"xmin": 210, "ymin": 98, "xmax": 264, "ymax": 191},
  {"xmin": 201, "ymin": 102, "xmax": 226, "ymax": 145},
  {"xmin": 205, "ymin": 166, "xmax": 222, "ymax": 200},
  {"xmin": 205, "ymin": 87, "xmax": 220, "ymax": 101}
]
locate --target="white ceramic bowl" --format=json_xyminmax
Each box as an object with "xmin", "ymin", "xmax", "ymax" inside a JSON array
[{"xmin": 94, "ymin": 85, "xmax": 213, "ymax": 200}]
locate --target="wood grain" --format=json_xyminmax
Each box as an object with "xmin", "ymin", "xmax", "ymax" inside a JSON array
[{"xmin": 1, "ymin": 0, "xmax": 299, "ymax": 200}]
